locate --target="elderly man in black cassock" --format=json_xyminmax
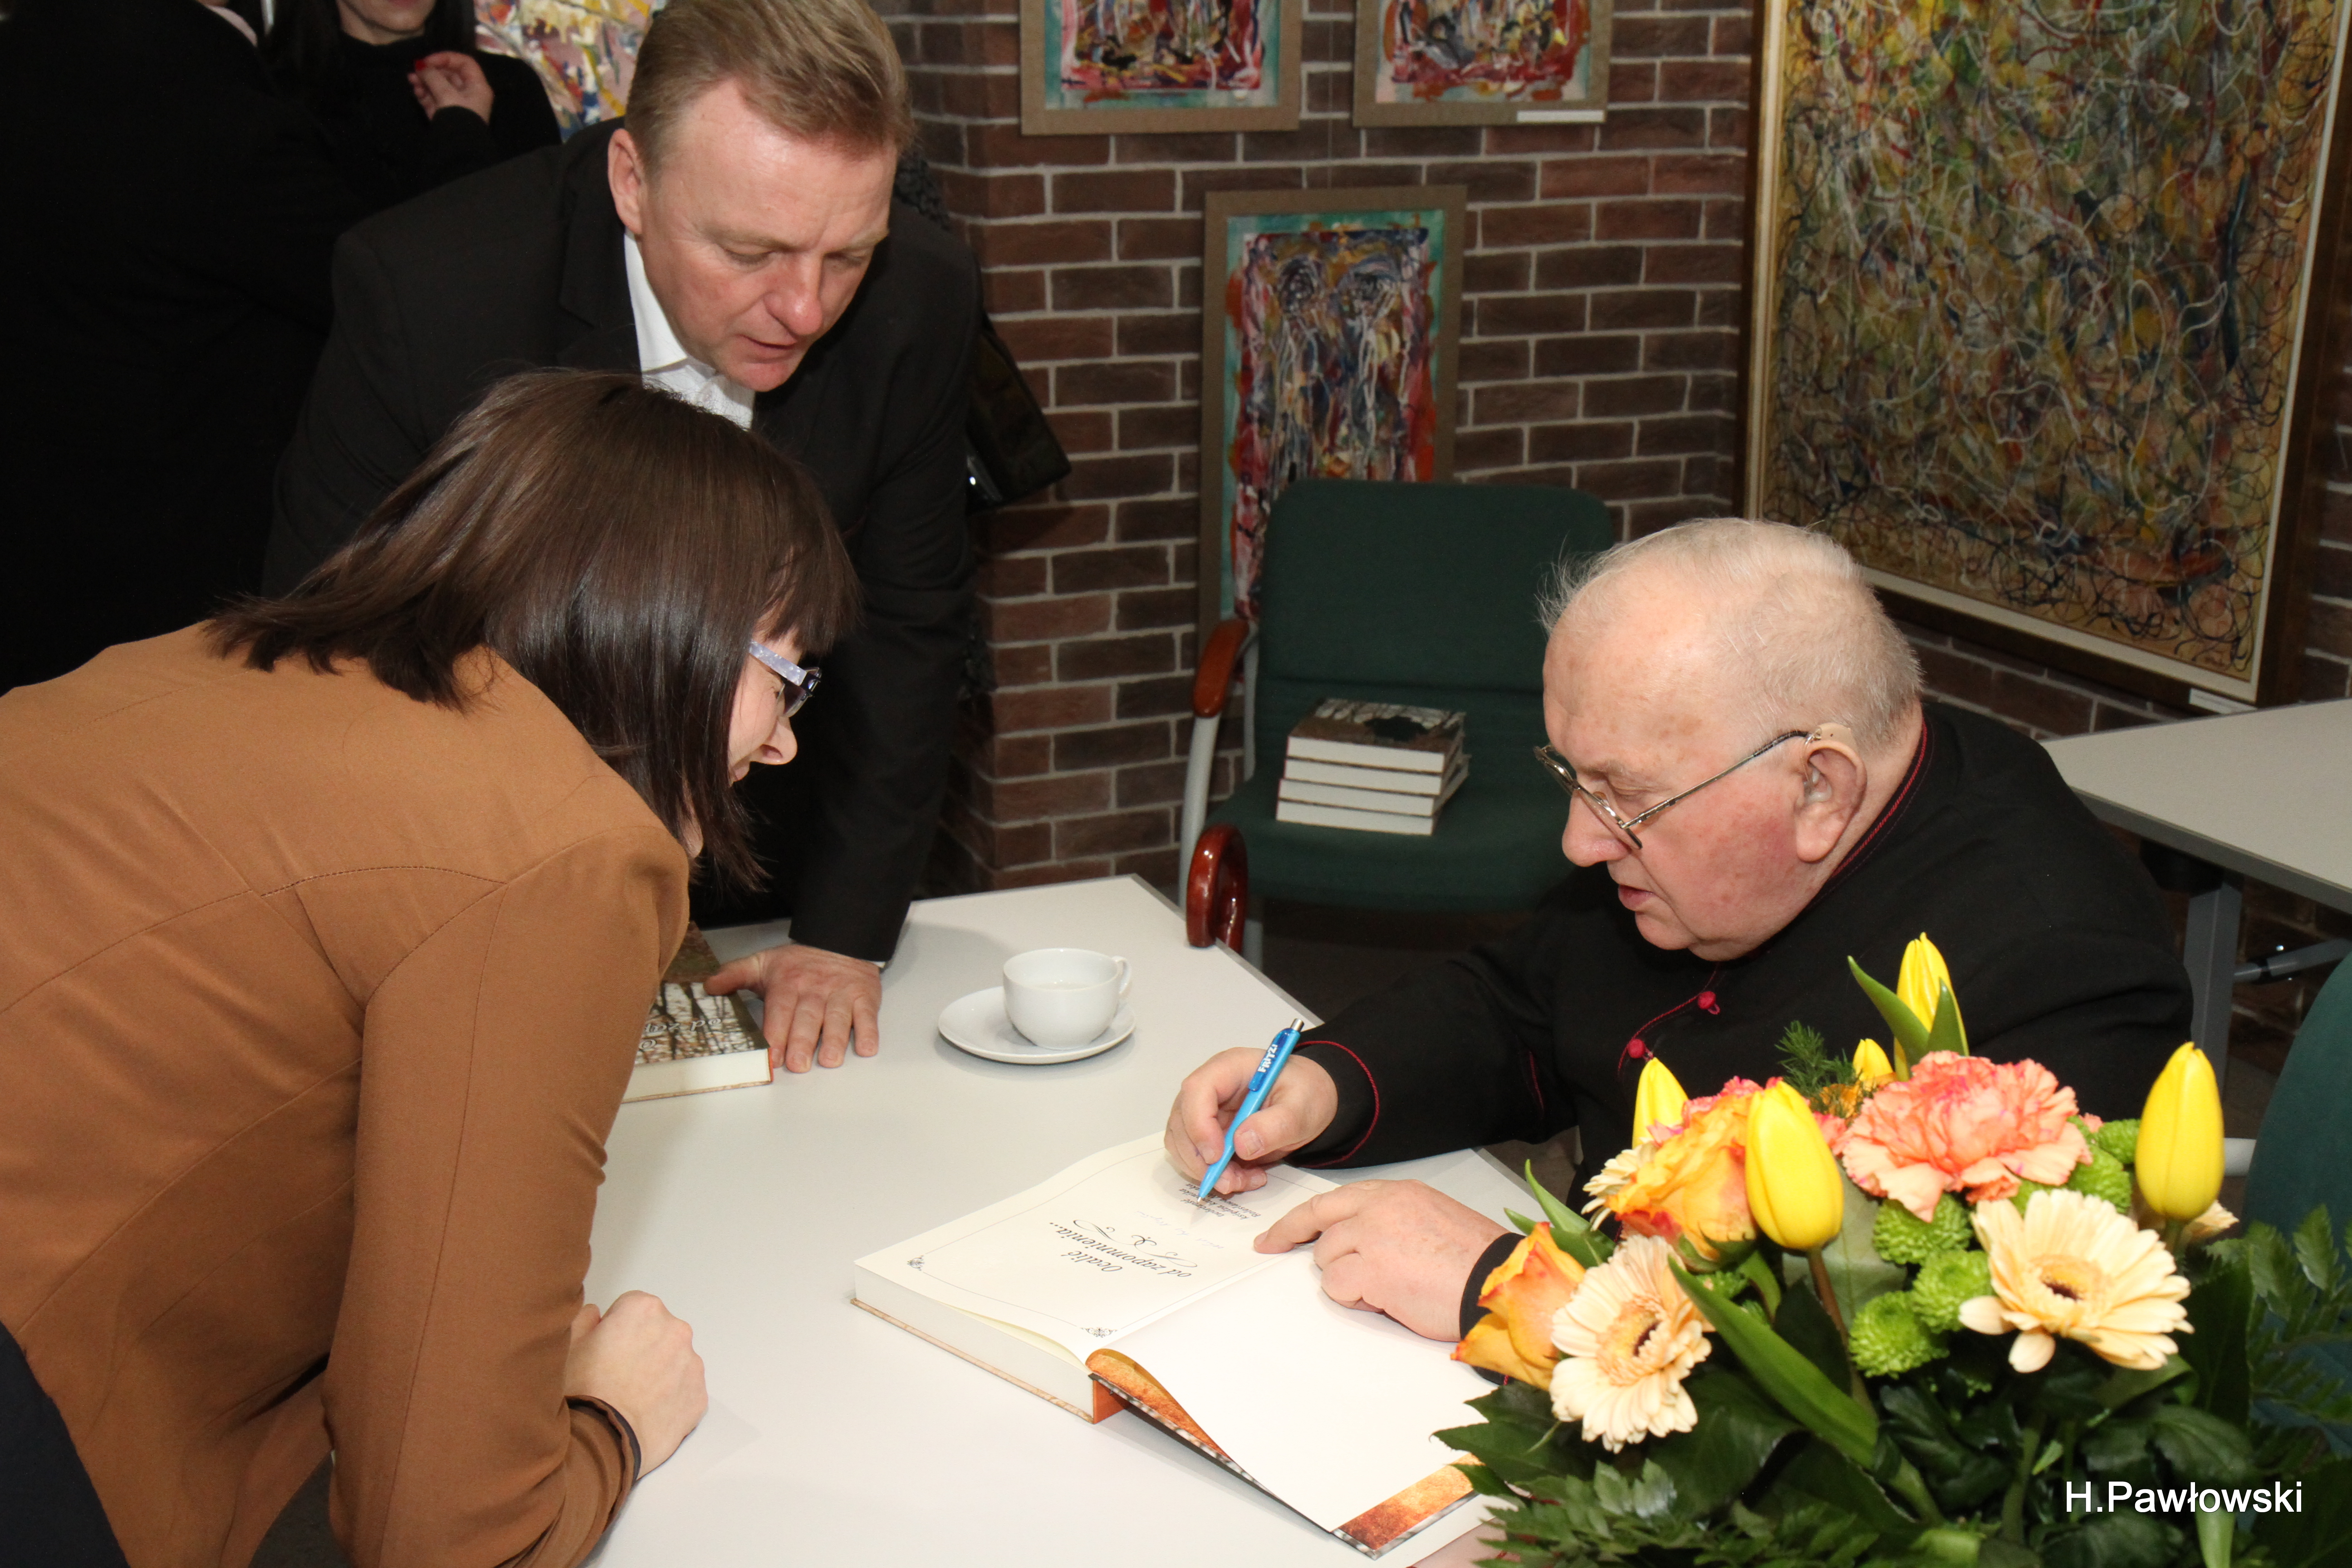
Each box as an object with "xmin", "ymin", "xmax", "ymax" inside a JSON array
[{"xmin": 1166, "ymin": 519, "xmax": 2193, "ymax": 1344}]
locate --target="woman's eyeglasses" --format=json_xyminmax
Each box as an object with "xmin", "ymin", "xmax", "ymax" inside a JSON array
[{"xmin": 748, "ymin": 642, "xmax": 820, "ymax": 718}]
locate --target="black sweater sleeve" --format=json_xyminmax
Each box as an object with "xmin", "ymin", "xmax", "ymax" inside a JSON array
[{"xmin": 1291, "ymin": 906, "xmax": 1571, "ymax": 1169}]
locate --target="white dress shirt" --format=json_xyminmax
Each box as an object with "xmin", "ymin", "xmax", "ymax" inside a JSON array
[{"xmin": 624, "ymin": 232, "xmax": 756, "ymax": 430}]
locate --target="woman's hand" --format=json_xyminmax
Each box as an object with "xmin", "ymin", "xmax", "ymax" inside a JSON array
[
  {"xmin": 564, "ymin": 1292, "xmax": 707, "ymax": 1475},
  {"xmin": 409, "ymin": 51, "xmax": 493, "ymax": 120},
  {"xmin": 1163, "ymin": 1047, "xmax": 1338, "ymax": 1195}
]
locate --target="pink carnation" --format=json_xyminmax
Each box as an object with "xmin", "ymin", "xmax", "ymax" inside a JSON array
[{"xmin": 1838, "ymin": 1052, "xmax": 2088, "ymax": 1221}]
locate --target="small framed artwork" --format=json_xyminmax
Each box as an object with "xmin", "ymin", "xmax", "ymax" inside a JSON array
[
  {"xmin": 1020, "ymin": 0, "xmax": 1303, "ymax": 134},
  {"xmin": 1353, "ymin": 0, "xmax": 1611, "ymax": 126},
  {"xmin": 1740, "ymin": 0, "xmax": 2352, "ymax": 705},
  {"xmin": 1199, "ymin": 186, "xmax": 1468, "ymax": 627}
]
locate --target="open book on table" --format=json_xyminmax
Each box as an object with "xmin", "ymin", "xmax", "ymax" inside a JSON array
[{"xmin": 852, "ymin": 1137, "xmax": 1487, "ymax": 1556}]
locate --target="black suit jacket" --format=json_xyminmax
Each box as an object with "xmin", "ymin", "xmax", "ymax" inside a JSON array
[
  {"xmin": 0, "ymin": 0, "xmax": 359, "ymax": 692},
  {"xmin": 267, "ymin": 122, "xmax": 980, "ymax": 959},
  {"xmin": 1294, "ymin": 704, "xmax": 2195, "ymax": 1177}
]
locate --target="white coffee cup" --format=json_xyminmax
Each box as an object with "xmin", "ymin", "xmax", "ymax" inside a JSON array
[{"xmin": 1002, "ymin": 948, "xmax": 1131, "ymax": 1048}]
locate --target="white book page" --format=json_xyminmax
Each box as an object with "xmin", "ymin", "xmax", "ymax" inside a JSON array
[
  {"xmin": 870, "ymin": 1136, "xmax": 1336, "ymax": 1361},
  {"xmin": 1112, "ymin": 1254, "xmax": 1489, "ymax": 1534}
]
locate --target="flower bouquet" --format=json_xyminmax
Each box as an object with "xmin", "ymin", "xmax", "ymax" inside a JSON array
[{"xmin": 1441, "ymin": 938, "xmax": 2352, "ymax": 1567}]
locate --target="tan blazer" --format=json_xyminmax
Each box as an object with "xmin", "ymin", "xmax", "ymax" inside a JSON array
[{"xmin": 0, "ymin": 628, "xmax": 690, "ymax": 1568}]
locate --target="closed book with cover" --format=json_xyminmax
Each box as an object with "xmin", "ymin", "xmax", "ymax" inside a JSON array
[
  {"xmin": 1284, "ymin": 700, "xmax": 1464, "ymax": 774},
  {"xmin": 852, "ymin": 1137, "xmax": 1484, "ymax": 1556},
  {"xmin": 1279, "ymin": 759, "xmax": 1468, "ymax": 818},
  {"xmin": 1282, "ymin": 756, "xmax": 1459, "ymax": 796},
  {"xmin": 626, "ymin": 926, "xmax": 771, "ymax": 1101}
]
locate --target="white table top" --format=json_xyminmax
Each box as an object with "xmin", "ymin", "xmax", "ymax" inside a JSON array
[
  {"xmin": 581, "ymin": 875, "xmax": 1522, "ymax": 1567},
  {"xmin": 2041, "ymin": 698, "xmax": 2352, "ymax": 912}
]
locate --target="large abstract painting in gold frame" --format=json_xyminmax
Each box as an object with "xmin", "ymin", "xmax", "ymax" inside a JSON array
[{"xmin": 1740, "ymin": 0, "xmax": 2352, "ymax": 705}]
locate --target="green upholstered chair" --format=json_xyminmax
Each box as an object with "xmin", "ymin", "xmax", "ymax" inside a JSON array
[
  {"xmin": 2245, "ymin": 957, "xmax": 2352, "ymax": 1236},
  {"xmin": 1178, "ymin": 478, "xmax": 1614, "ymax": 958},
  {"xmin": 2241, "ymin": 956, "xmax": 2352, "ymax": 1452}
]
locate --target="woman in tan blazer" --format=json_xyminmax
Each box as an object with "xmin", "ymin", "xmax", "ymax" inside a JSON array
[{"xmin": 0, "ymin": 371, "xmax": 858, "ymax": 1568}]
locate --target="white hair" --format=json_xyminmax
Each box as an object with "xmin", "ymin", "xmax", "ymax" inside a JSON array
[{"xmin": 1539, "ymin": 518, "xmax": 1923, "ymax": 751}]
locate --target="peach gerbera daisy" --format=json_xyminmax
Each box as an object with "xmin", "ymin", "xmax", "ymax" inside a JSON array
[
  {"xmin": 1547, "ymin": 1235, "xmax": 1712, "ymax": 1450},
  {"xmin": 1958, "ymin": 1188, "xmax": 2190, "ymax": 1372},
  {"xmin": 1839, "ymin": 1052, "xmax": 2088, "ymax": 1221}
]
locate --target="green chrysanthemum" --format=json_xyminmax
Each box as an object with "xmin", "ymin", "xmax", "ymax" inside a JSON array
[
  {"xmin": 2064, "ymin": 1147, "xmax": 2134, "ymax": 1214},
  {"xmin": 1909, "ymin": 1249, "xmax": 1992, "ymax": 1334},
  {"xmin": 2091, "ymin": 1118, "xmax": 2141, "ymax": 1165},
  {"xmin": 1873, "ymin": 1194, "xmax": 1972, "ymax": 1264},
  {"xmin": 1851, "ymin": 1290, "xmax": 1945, "ymax": 1377}
]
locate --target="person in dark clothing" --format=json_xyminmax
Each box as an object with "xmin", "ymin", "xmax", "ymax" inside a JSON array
[
  {"xmin": 0, "ymin": 0, "xmax": 361, "ymax": 694},
  {"xmin": 1165, "ymin": 519, "xmax": 2194, "ymax": 1344},
  {"xmin": 265, "ymin": 0, "xmax": 561, "ymax": 216},
  {"xmin": 264, "ymin": 0, "xmax": 980, "ymax": 1072}
]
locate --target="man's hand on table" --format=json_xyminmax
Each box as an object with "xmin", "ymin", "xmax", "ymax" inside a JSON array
[
  {"xmin": 1255, "ymin": 1182, "xmax": 1510, "ymax": 1342},
  {"xmin": 707, "ymin": 942, "xmax": 882, "ymax": 1072},
  {"xmin": 1164, "ymin": 1046, "xmax": 1340, "ymax": 1194}
]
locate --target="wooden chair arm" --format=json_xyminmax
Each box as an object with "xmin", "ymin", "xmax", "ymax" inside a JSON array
[
  {"xmin": 1185, "ymin": 823, "xmax": 1249, "ymax": 950},
  {"xmin": 1192, "ymin": 617, "xmax": 1250, "ymax": 718}
]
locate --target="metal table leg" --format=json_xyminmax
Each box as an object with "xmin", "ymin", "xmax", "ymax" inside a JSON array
[{"xmin": 2181, "ymin": 873, "xmax": 2244, "ymax": 1086}]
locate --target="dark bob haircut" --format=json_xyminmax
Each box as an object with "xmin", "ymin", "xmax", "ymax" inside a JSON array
[{"xmin": 213, "ymin": 370, "xmax": 858, "ymax": 891}]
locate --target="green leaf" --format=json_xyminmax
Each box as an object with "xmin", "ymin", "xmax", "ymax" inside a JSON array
[
  {"xmin": 1769, "ymin": 1436, "xmax": 1925, "ymax": 1542},
  {"xmin": 1973, "ymin": 1540, "xmax": 2043, "ymax": 1568},
  {"xmin": 1590, "ymin": 1458, "xmax": 1676, "ymax": 1520},
  {"xmin": 1926, "ymin": 983, "xmax": 1967, "ymax": 1056},
  {"xmin": 2251, "ymin": 1456, "xmax": 2352, "ymax": 1568},
  {"xmin": 1643, "ymin": 1369, "xmax": 1799, "ymax": 1516},
  {"xmin": 2294, "ymin": 1205, "xmax": 2340, "ymax": 1294},
  {"xmin": 1880, "ymin": 1382, "xmax": 2009, "ymax": 1510},
  {"xmin": 1850, "ymin": 956, "xmax": 1931, "ymax": 1063},
  {"xmin": 1809, "ymin": 1178, "xmax": 1909, "ymax": 1324},
  {"xmin": 1673, "ymin": 1261, "xmax": 1880, "ymax": 1469},
  {"xmin": 1502, "ymin": 1207, "xmax": 1539, "ymax": 1236},
  {"xmin": 2194, "ymin": 1509, "xmax": 2231, "ymax": 1568},
  {"xmin": 1450, "ymin": 1458, "xmax": 1519, "ymax": 1499},
  {"xmin": 1435, "ymin": 1420, "xmax": 1563, "ymax": 1494},
  {"xmin": 2183, "ymin": 1249, "xmax": 2252, "ymax": 1425},
  {"xmin": 2147, "ymin": 1404, "xmax": 2258, "ymax": 1485},
  {"xmin": 2094, "ymin": 1356, "xmax": 2190, "ymax": 1413},
  {"xmin": 1522, "ymin": 1160, "xmax": 1608, "ymax": 1269},
  {"xmin": 1774, "ymin": 1271, "xmax": 1855, "ymax": 1389},
  {"xmin": 2038, "ymin": 1510, "xmax": 2179, "ymax": 1568}
]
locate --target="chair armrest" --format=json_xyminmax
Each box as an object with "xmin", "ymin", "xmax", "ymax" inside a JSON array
[
  {"xmin": 1193, "ymin": 617, "xmax": 1251, "ymax": 718},
  {"xmin": 1185, "ymin": 824, "xmax": 1250, "ymax": 950}
]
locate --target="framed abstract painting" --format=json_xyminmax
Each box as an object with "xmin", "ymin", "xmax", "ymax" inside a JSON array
[
  {"xmin": 1021, "ymin": 0, "xmax": 1303, "ymax": 133},
  {"xmin": 1198, "ymin": 186, "xmax": 1466, "ymax": 627},
  {"xmin": 1353, "ymin": 0, "xmax": 1610, "ymax": 126},
  {"xmin": 1740, "ymin": 0, "xmax": 2352, "ymax": 706}
]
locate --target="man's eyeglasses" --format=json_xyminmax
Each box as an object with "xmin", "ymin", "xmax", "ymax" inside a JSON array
[
  {"xmin": 748, "ymin": 642, "xmax": 821, "ymax": 718},
  {"xmin": 1533, "ymin": 729, "xmax": 1818, "ymax": 850}
]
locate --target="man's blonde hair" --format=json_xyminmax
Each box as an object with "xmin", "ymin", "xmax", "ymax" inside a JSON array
[
  {"xmin": 1540, "ymin": 518, "xmax": 1924, "ymax": 752},
  {"xmin": 627, "ymin": 0, "xmax": 915, "ymax": 166}
]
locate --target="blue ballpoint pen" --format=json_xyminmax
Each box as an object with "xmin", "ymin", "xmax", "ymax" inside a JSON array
[{"xmin": 1197, "ymin": 1018, "xmax": 1307, "ymax": 1200}]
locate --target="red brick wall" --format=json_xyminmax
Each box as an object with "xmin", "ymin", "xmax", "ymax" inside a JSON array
[
  {"xmin": 878, "ymin": 0, "xmax": 2350, "ymax": 1054},
  {"xmin": 881, "ymin": 0, "xmax": 1756, "ymax": 890}
]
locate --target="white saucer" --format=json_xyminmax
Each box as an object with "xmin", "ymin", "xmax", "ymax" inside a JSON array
[{"xmin": 938, "ymin": 986, "xmax": 1135, "ymax": 1065}]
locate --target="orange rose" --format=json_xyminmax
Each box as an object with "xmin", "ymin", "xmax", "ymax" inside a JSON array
[
  {"xmin": 1604, "ymin": 1079, "xmax": 1762, "ymax": 1260},
  {"xmin": 1452, "ymin": 1224, "xmax": 1588, "ymax": 1388}
]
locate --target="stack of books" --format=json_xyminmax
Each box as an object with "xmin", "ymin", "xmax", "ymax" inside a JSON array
[{"xmin": 1274, "ymin": 699, "xmax": 1467, "ymax": 836}]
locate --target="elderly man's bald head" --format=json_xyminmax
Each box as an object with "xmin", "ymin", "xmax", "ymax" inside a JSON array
[{"xmin": 1543, "ymin": 519, "xmax": 1921, "ymax": 755}]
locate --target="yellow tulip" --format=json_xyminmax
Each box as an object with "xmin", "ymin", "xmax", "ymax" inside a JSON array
[
  {"xmin": 2137, "ymin": 1042, "xmax": 2224, "ymax": 1224},
  {"xmin": 1852, "ymin": 1038, "xmax": 1895, "ymax": 1090},
  {"xmin": 1632, "ymin": 1057, "xmax": 1689, "ymax": 1142},
  {"xmin": 1898, "ymin": 933, "xmax": 1966, "ymax": 1051},
  {"xmin": 1745, "ymin": 1082, "xmax": 1847, "ymax": 1251}
]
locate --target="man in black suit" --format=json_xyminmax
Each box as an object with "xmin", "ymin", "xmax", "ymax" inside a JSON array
[
  {"xmin": 265, "ymin": 0, "xmax": 980, "ymax": 1069},
  {"xmin": 0, "ymin": 0, "xmax": 358, "ymax": 695}
]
